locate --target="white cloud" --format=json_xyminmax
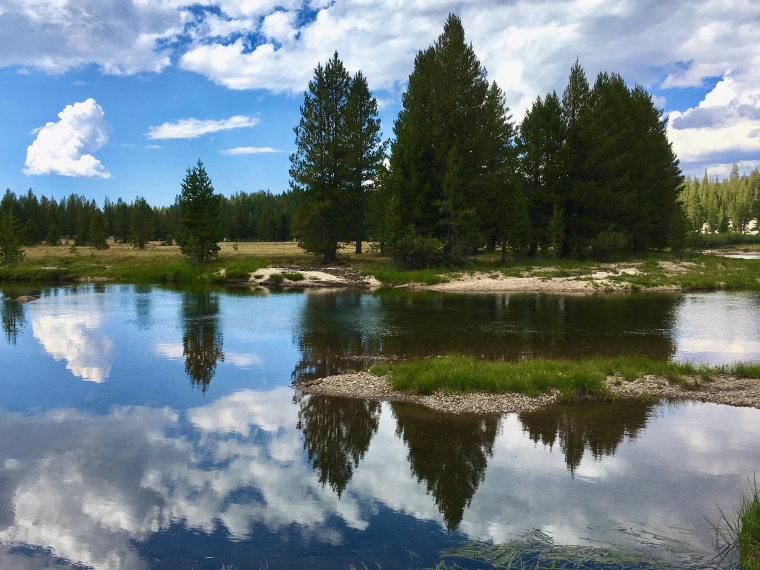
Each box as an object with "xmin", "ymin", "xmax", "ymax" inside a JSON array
[
  {"xmin": 220, "ymin": 146, "xmax": 281, "ymax": 155},
  {"xmin": 24, "ymin": 98, "xmax": 111, "ymax": 178},
  {"xmin": 145, "ymin": 115, "xmax": 260, "ymax": 140},
  {"xmin": 667, "ymin": 73, "xmax": 760, "ymax": 173},
  {"xmin": 0, "ymin": 0, "xmax": 185, "ymax": 74}
]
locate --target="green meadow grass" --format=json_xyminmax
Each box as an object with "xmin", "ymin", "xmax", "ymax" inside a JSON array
[{"xmin": 371, "ymin": 356, "xmax": 760, "ymax": 400}]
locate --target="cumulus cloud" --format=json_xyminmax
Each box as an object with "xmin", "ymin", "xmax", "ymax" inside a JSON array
[
  {"xmin": 667, "ymin": 73, "xmax": 760, "ymax": 174},
  {"xmin": 220, "ymin": 146, "xmax": 281, "ymax": 155},
  {"xmin": 24, "ymin": 99, "xmax": 111, "ymax": 178},
  {"xmin": 0, "ymin": 0, "xmax": 184, "ymax": 74},
  {"xmin": 146, "ymin": 115, "xmax": 260, "ymax": 140}
]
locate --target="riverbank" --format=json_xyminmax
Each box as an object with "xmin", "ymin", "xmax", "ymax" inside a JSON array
[
  {"xmin": 296, "ymin": 366, "xmax": 760, "ymax": 414},
  {"xmin": 1, "ymin": 241, "xmax": 758, "ymax": 293}
]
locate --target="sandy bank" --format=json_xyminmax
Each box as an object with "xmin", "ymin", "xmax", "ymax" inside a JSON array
[
  {"xmin": 417, "ymin": 268, "xmax": 678, "ymax": 294},
  {"xmin": 295, "ymin": 372, "xmax": 760, "ymax": 415}
]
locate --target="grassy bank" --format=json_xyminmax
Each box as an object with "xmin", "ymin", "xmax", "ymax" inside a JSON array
[
  {"xmin": 0, "ymin": 241, "xmax": 320, "ymax": 284},
  {"xmin": 739, "ymin": 490, "xmax": 760, "ymax": 569},
  {"xmin": 370, "ymin": 356, "xmax": 760, "ymax": 400},
  {"xmin": 2, "ymin": 242, "xmax": 758, "ymax": 291}
]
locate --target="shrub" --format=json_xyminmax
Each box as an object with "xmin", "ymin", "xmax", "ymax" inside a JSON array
[
  {"xmin": 590, "ymin": 229, "xmax": 630, "ymax": 260},
  {"xmin": 391, "ymin": 230, "xmax": 443, "ymax": 269}
]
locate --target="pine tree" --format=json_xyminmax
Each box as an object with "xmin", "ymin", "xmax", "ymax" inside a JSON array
[
  {"xmin": 0, "ymin": 209, "xmax": 24, "ymax": 265},
  {"xmin": 387, "ymin": 13, "xmax": 517, "ymax": 263},
  {"xmin": 22, "ymin": 218, "xmax": 38, "ymax": 246},
  {"xmin": 518, "ymin": 91, "xmax": 566, "ymax": 254},
  {"xmin": 290, "ymin": 52, "xmax": 354, "ymax": 264},
  {"xmin": 129, "ymin": 196, "xmax": 154, "ymax": 249},
  {"xmin": 89, "ymin": 209, "xmax": 109, "ymax": 250},
  {"xmin": 344, "ymin": 71, "xmax": 385, "ymax": 254},
  {"xmin": 178, "ymin": 160, "xmax": 221, "ymax": 264},
  {"xmin": 46, "ymin": 224, "xmax": 61, "ymax": 246}
]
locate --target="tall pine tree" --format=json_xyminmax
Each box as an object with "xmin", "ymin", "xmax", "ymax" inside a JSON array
[
  {"xmin": 290, "ymin": 53, "xmax": 351, "ymax": 263},
  {"xmin": 387, "ymin": 13, "xmax": 518, "ymax": 263},
  {"xmin": 178, "ymin": 160, "xmax": 221, "ymax": 264}
]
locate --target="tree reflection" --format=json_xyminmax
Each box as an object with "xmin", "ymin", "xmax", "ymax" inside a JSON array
[
  {"xmin": 134, "ymin": 285, "xmax": 152, "ymax": 330},
  {"xmin": 291, "ymin": 292, "xmax": 371, "ymax": 384},
  {"xmin": 295, "ymin": 393, "xmax": 381, "ymax": 497},
  {"xmin": 1, "ymin": 295, "xmax": 26, "ymax": 344},
  {"xmin": 182, "ymin": 291, "xmax": 224, "ymax": 392},
  {"xmin": 391, "ymin": 402, "xmax": 500, "ymax": 531},
  {"xmin": 519, "ymin": 400, "xmax": 654, "ymax": 474}
]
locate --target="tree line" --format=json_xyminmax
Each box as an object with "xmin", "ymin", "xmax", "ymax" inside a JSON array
[
  {"xmin": 291, "ymin": 14, "xmax": 687, "ymax": 266},
  {"xmin": 680, "ymin": 165, "xmax": 760, "ymax": 234},
  {"xmin": 0, "ymin": 186, "xmax": 296, "ymax": 250}
]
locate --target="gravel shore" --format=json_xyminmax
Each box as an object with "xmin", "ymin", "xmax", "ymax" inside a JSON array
[{"xmin": 295, "ymin": 371, "xmax": 760, "ymax": 414}]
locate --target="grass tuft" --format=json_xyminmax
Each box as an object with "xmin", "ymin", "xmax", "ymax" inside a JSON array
[
  {"xmin": 363, "ymin": 264, "xmax": 449, "ymax": 285},
  {"xmin": 371, "ymin": 356, "xmax": 760, "ymax": 400},
  {"xmin": 715, "ymin": 477, "xmax": 760, "ymax": 569}
]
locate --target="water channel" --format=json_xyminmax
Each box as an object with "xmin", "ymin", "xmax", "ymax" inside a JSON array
[{"xmin": 1, "ymin": 285, "xmax": 759, "ymax": 569}]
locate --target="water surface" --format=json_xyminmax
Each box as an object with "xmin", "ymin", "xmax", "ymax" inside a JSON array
[{"xmin": 1, "ymin": 285, "xmax": 759, "ymax": 569}]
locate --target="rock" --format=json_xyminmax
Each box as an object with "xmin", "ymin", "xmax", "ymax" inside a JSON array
[{"xmin": 14, "ymin": 296, "xmax": 38, "ymax": 304}]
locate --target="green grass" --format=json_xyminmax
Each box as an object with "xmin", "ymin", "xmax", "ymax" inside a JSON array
[
  {"xmin": 0, "ymin": 254, "xmax": 270, "ymax": 285},
  {"xmin": 370, "ymin": 355, "xmax": 760, "ymax": 401},
  {"xmin": 715, "ymin": 478, "xmax": 760, "ymax": 569},
  {"xmin": 281, "ymin": 271, "xmax": 305, "ymax": 281},
  {"xmin": 363, "ymin": 264, "xmax": 449, "ymax": 285},
  {"xmin": 740, "ymin": 490, "xmax": 760, "ymax": 569}
]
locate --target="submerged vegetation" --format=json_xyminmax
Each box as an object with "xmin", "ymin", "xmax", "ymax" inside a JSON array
[{"xmin": 371, "ymin": 356, "xmax": 760, "ymax": 400}]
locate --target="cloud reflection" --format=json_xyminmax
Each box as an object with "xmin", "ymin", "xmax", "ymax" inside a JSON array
[
  {"xmin": 32, "ymin": 309, "xmax": 114, "ymax": 383},
  {"xmin": 0, "ymin": 391, "xmax": 758, "ymax": 569}
]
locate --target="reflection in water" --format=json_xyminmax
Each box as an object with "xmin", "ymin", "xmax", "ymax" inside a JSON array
[
  {"xmin": 291, "ymin": 291, "xmax": 681, "ymax": 383},
  {"xmin": 391, "ymin": 402, "xmax": 500, "ymax": 531},
  {"xmin": 134, "ymin": 285, "xmax": 152, "ymax": 330},
  {"xmin": 1, "ymin": 297, "xmax": 25, "ymax": 345},
  {"xmin": 296, "ymin": 394, "xmax": 381, "ymax": 497},
  {"xmin": 31, "ymin": 296, "xmax": 114, "ymax": 383},
  {"xmin": 291, "ymin": 292, "xmax": 372, "ymax": 383},
  {"xmin": 181, "ymin": 292, "xmax": 224, "ymax": 391},
  {"xmin": 519, "ymin": 400, "xmax": 654, "ymax": 474}
]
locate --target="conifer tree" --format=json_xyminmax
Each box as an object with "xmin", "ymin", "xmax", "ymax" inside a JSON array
[
  {"xmin": 129, "ymin": 196, "xmax": 154, "ymax": 249},
  {"xmin": 344, "ymin": 71, "xmax": 385, "ymax": 254},
  {"xmin": 290, "ymin": 53, "xmax": 352, "ymax": 264},
  {"xmin": 388, "ymin": 13, "xmax": 517, "ymax": 263},
  {"xmin": 0, "ymin": 210, "xmax": 24, "ymax": 265},
  {"xmin": 89, "ymin": 209, "xmax": 109, "ymax": 250},
  {"xmin": 518, "ymin": 91, "xmax": 566, "ymax": 254},
  {"xmin": 178, "ymin": 160, "xmax": 222, "ymax": 264}
]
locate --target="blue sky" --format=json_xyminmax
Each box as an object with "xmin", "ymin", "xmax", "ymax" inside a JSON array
[{"xmin": 1, "ymin": 0, "xmax": 758, "ymax": 206}]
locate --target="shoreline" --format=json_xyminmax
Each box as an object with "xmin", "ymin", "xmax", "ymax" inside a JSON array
[{"xmin": 295, "ymin": 371, "xmax": 760, "ymax": 414}]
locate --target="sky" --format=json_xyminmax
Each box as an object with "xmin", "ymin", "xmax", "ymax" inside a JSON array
[{"xmin": 0, "ymin": 0, "xmax": 758, "ymax": 206}]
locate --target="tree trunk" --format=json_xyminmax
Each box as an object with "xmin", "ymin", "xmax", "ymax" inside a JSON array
[{"xmin": 355, "ymin": 239, "xmax": 362, "ymax": 254}]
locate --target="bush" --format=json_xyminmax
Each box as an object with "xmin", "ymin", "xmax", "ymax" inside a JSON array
[
  {"xmin": 391, "ymin": 230, "xmax": 443, "ymax": 269},
  {"xmin": 590, "ymin": 229, "xmax": 630, "ymax": 260}
]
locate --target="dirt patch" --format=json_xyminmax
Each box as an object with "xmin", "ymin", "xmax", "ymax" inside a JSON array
[{"xmin": 296, "ymin": 372, "xmax": 760, "ymax": 415}]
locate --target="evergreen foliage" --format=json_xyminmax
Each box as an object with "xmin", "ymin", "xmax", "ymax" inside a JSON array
[
  {"xmin": 387, "ymin": 13, "xmax": 518, "ymax": 264},
  {"xmin": 680, "ymin": 166, "xmax": 760, "ymax": 234},
  {"xmin": 89, "ymin": 209, "xmax": 109, "ymax": 250},
  {"xmin": 290, "ymin": 52, "xmax": 384, "ymax": 263},
  {"xmin": 0, "ymin": 209, "xmax": 24, "ymax": 265},
  {"xmin": 129, "ymin": 196, "xmax": 154, "ymax": 249},
  {"xmin": 177, "ymin": 160, "xmax": 222, "ymax": 264}
]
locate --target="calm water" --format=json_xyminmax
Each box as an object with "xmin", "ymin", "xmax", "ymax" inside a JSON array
[{"xmin": 1, "ymin": 285, "xmax": 760, "ymax": 569}]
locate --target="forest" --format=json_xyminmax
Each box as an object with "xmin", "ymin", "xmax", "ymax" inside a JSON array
[{"xmin": 1, "ymin": 14, "xmax": 758, "ymax": 266}]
